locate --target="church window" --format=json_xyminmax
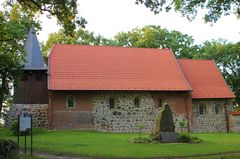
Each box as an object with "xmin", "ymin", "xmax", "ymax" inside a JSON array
[
  {"xmin": 109, "ymin": 97, "xmax": 114, "ymax": 109},
  {"xmin": 158, "ymin": 98, "xmax": 163, "ymax": 108},
  {"xmin": 215, "ymin": 106, "xmax": 220, "ymax": 114},
  {"xmin": 199, "ymin": 104, "xmax": 206, "ymax": 115},
  {"xmin": 134, "ymin": 97, "xmax": 140, "ymax": 108},
  {"xmin": 67, "ymin": 96, "xmax": 75, "ymax": 108}
]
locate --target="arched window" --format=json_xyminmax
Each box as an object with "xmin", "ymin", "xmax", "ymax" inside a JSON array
[
  {"xmin": 199, "ymin": 104, "xmax": 206, "ymax": 115},
  {"xmin": 134, "ymin": 97, "xmax": 140, "ymax": 108},
  {"xmin": 109, "ymin": 97, "xmax": 114, "ymax": 109},
  {"xmin": 67, "ymin": 96, "xmax": 75, "ymax": 108},
  {"xmin": 158, "ymin": 98, "xmax": 163, "ymax": 108},
  {"xmin": 215, "ymin": 106, "xmax": 220, "ymax": 114}
]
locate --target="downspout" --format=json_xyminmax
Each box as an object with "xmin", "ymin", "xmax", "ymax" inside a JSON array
[
  {"xmin": 48, "ymin": 92, "xmax": 52, "ymax": 129},
  {"xmin": 47, "ymin": 56, "xmax": 52, "ymax": 129},
  {"xmin": 224, "ymin": 104, "xmax": 230, "ymax": 133},
  {"xmin": 184, "ymin": 95, "xmax": 190, "ymax": 132}
]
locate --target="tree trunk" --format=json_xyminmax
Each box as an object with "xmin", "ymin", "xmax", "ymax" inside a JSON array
[
  {"xmin": 0, "ymin": 74, "xmax": 6, "ymax": 119},
  {"xmin": 0, "ymin": 97, "xmax": 3, "ymax": 119}
]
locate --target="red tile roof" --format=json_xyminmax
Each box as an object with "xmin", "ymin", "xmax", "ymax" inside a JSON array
[
  {"xmin": 178, "ymin": 59, "xmax": 235, "ymax": 99},
  {"xmin": 48, "ymin": 45, "xmax": 192, "ymax": 91}
]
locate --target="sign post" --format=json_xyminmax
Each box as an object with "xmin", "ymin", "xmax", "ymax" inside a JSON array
[{"xmin": 18, "ymin": 114, "xmax": 33, "ymax": 156}]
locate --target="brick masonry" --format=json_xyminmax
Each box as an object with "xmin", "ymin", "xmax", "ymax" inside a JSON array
[
  {"xmin": 5, "ymin": 104, "xmax": 48, "ymax": 128},
  {"xmin": 191, "ymin": 99, "xmax": 233, "ymax": 132}
]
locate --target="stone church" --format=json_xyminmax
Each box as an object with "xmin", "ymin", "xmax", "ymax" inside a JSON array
[{"xmin": 7, "ymin": 28, "xmax": 236, "ymax": 132}]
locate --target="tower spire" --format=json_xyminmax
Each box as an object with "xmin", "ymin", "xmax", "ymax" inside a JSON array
[{"xmin": 22, "ymin": 27, "xmax": 47, "ymax": 70}]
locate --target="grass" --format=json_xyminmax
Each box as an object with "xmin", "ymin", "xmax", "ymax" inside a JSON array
[{"xmin": 1, "ymin": 128, "xmax": 240, "ymax": 158}]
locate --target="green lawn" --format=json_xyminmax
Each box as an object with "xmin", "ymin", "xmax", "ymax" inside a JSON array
[{"xmin": 1, "ymin": 128, "xmax": 240, "ymax": 158}]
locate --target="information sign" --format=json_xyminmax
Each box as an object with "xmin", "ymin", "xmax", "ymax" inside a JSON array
[{"xmin": 19, "ymin": 115, "xmax": 31, "ymax": 132}]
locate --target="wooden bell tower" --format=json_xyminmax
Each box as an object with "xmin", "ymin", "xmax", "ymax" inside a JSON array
[{"xmin": 14, "ymin": 27, "xmax": 48, "ymax": 104}]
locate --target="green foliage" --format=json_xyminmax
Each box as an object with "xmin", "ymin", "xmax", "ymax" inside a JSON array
[
  {"xmin": 42, "ymin": 28, "xmax": 112, "ymax": 61},
  {"xmin": 1, "ymin": 96, "xmax": 12, "ymax": 123},
  {"xmin": 137, "ymin": 124, "xmax": 144, "ymax": 138},
  {"xmin": 0, "ymin": 4, "xmax": 37, "ymax": 118},
  {"xmin": 135, "ymin": 0, "xmax": 240, "ymax": 23},
  {"xmin": 178, "ymin": 132, "xmax": 191, "ymax": 142},
  {"xmin": 194, "ymin": 40, "xmax": 240, "ymax": 108},
  {"xmin": 128, "ymin": 137, "xmax": 152, "ymax": 144},
  {"xmin": 0, "ymin": 139, "xmax": 18, "ymax": 159},
  {"xmin": 5, "ymin": 0, "xmax": 86, "ymax": 36},
  {"xmin": 9, "ymin": 120, "xmax": 18, "ymax": 136},
  {"xmin": 178, "ymin": 119, "xmax": 186, "ymax": 132},
  {"xmin": 113, "ymin": 25, "xmax": 198, "ymax": 58},
  {"xmin": 42, "ymin": 25, "xmax": 198, "ymax": 59},
  {"xmin": 178, "ymin": 132, "xmax": 203, "ymax": 143},
  {"xmin": 9, "ymin": 120, "xmax": 32, "ymax": 136},
  {"xmin": 0, "ymin": 122, "xmax": 3, "ymax": 128}
]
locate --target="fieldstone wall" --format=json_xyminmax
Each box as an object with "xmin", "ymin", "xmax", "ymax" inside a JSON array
[
  {"xmin": 5, "ymin": 104, "xmax": 48, "ymax": 128},
  {"xmin": 92, "ymin": 91, "xmax": 188, "ymax": 133},
  {"xmin": 174, "ymin": 113, "xmax": 188, "ymax": 132},
  {"xmin": 229, "ymin": 114, "xmax": 240, "ymax": 132},
  {"xmin": 191, "ymin": 99, "xmax": 233, "ymax": 132}
]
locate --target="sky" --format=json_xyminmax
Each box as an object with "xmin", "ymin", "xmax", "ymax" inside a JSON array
[{"xmin": 1, "ymin": 0, "xmax": 240, "ymax": 44}]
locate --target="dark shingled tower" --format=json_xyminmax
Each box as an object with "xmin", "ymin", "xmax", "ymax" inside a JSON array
[
  {"xmin": 14, "ymin": 27, "xmax": 48, "ymax": 104},
  {"xmin": 6, "ymin": 28, "xmax": 49, "ymax": 128}
]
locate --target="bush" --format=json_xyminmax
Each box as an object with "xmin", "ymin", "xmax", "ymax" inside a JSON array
[
  {"xmin": 178, "ymin": 132, "xmax": 203, "ymax": 143},
  {"xmin": 9, "ymin": 120, "xmax": 18, "ymax": 136},
  {"xmin": 178, "ymin": 119, "xmax": 186, "ymax": 133},
  {"xmin": 9, "ymin": 120, "xmax": 30, "ymax": 136},
  {"xmin": 137, "ymin": 124, "xmax": 144, "ymax": 138},
  {"xmin": 178, "ymin": 132, "xmax": 191, "ymax": 142},
  {"xmin": 0, "ymin": 139, "xmax": 18, "ymax": 159},
  {"xmin": 128, "ymin": 137, "xmax": 152, "ymax": 144},
  {"xmin": 0, "ymin": 122, "xmax": 3, "ymax": 128}
]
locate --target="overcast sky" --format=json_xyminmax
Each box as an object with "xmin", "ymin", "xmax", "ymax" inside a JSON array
[{"xmin": 1, "ymin": 0, "xmax": 240, "ymax": 44}]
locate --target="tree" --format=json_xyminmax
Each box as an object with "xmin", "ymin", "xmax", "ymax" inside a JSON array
[
  {"xmin": 42, "ymin": 29, "xmax": 113, "ymax": 60},
  {"xmin": 42, "ymin": 25, "xmax": 198, "ymax": 58},
  {"xmin": 0, "ymin": 4, "xmax": 36, "ymax": 118},
  {"xmin": 194, "ymin": 40, "xmax": 240, "ymax": 108},
  {"xmin": 113, "ymin": 25, "xmax": 198, "ymax": 58},
  {"xmin": 5, "ymin": 0, "xmax": 86, "ymax": 36},
  {"xmin": 135, "ymin": 0, "xmax": 240, "ymax": 23}
]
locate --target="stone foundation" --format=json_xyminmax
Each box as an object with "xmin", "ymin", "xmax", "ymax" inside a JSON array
[
  {"xmin": 191, "ymin": 99, "xmax": 233, "ymax": 132},
  {"xmin": 92, "ymin": 91, "xmax": 188, "ymax": 133},
  {"xmin": 5, "ymin": 104, "xmax": 48, "ymax": 128}
]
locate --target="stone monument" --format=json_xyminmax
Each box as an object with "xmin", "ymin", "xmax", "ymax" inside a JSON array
[{"xmin": 151, "ymin": 103, "xmax": 179, "ymax": 143}]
